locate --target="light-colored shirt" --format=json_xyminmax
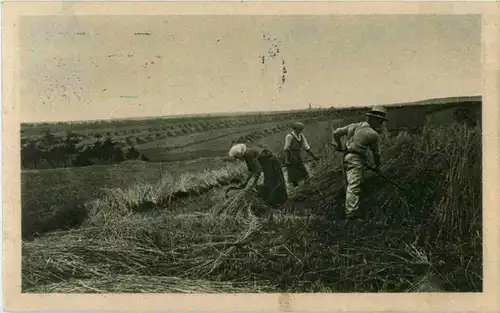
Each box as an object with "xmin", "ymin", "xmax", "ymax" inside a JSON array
[
  {"xmin": 284, "ymin": 131, "xmax": 311, "ymax": 151},
  {"xmin": 333, "ymin": 121, "xmax": 380, "ymax": 157}
]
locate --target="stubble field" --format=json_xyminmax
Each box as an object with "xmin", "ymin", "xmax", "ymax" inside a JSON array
[{"xmin": 21, "ymin": 97, "xmax": 483, "ymax": 293}]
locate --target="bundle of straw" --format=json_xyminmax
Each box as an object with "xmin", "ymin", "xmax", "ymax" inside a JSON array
[
  {"xmin": 211, "ymin": 188, "xmax": 271, "ymax": 218},
  {"xmin": 25, "ymin": 275, "xmax": 276, "ymax": 293},
  {"xmin": 22, "ymin": 122, "xmax": 482, "ymax": 293}
]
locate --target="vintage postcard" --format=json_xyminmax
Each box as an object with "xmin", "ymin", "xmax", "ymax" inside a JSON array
[{"xmin": 2, "ymin": 1, "xmax": 500, "ymax": 312}]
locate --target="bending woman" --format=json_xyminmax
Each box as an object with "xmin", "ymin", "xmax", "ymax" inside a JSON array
[{"xmin": 228, "ymin": 143, "xmax": 288, "ymax": 207}]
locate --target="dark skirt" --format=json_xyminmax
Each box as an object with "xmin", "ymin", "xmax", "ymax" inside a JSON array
[
  {"xmin": 286, "ymin": 148, "xmax": 310, "ymax": 184},
  {"xmin": 257, "ymin": 149, "xmax": 288, "ymax": 207}
]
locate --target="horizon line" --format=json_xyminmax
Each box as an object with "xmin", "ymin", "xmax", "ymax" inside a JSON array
[{"xmin": 21, "ymin": 94, "xmax": 482, "ymax": 125}]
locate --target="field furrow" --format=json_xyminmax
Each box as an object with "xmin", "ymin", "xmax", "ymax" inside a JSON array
[{"xmin": 21, "ymin": 100, "xmax": 483, "ymax": 293}]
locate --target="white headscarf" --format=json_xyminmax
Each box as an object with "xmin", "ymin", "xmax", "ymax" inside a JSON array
[{"xmin": 228, "ymin": 143, "xmax": 247, "ymax": 158}]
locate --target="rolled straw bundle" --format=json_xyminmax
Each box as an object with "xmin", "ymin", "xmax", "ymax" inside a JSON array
[{"xmin": 211, "ymin": 188, "xmax": 271, "ymax": 218}]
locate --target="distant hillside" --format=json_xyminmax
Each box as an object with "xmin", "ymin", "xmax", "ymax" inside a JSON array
[
  {"xmin": 21, "ymin": 95, "xmax": 481, "ymax": 127},
  {"xmin": 380, "ymin": 95, "xmax": 481, "ymax": 108}
]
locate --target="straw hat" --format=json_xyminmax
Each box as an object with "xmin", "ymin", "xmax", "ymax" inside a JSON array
[
  {"xmin": 228, "ymin": 143, "xmax": 247, "ymax": 158},
  {"xmin": 366, "ymin": 106, "xmax": 388, "ymax": 121},
  {"xmin": 292, "ymin": 122, "xmax": 305, "ymax": 130}
]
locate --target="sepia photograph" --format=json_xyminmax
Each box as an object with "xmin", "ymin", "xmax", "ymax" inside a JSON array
[{"xmin": 3, "ymin": 1, "xmax": 500, "ymax": 312}]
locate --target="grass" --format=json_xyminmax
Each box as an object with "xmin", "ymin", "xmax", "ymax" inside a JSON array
[
  {"xmin": 138, "ymin": 123, "xmax": 291, "ymax": 162},
  {"xmin": 138, "ymin": 117, "xmax": 330, "ymax": 162},
  {"xmin": 135, "ymin": 120, "xmax": 294, "ymax": 150},
  {"xmin": 21, "ymin": 112, "xmax": 482, "ymax": 293},
  {"xmin": 21, "ymin": 108, "xmax": 334, "ymax": 145},
  {"xmin": 21, "ymin": 99, "xmax": 480, "ymax": 172},
  {"xmin": 21, "ymin": 116, "xmax": 334, "ymax": 240},
  {"xmin": 21, "ymin": 115, "xmax": 318, "ymax": 239},
  {"xmin": 21, "ymin": 157, "xmax": 242, "ymax": 239}
]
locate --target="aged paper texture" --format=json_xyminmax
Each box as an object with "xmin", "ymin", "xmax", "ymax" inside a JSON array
[{"xmin": 2, "ymin": 1, "xmax": 500, "ymax": 312}]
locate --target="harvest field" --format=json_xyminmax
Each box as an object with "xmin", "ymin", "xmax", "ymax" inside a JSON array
[{"xmin": 21, "ymin": 96, "xmax": 482, "ymax": 293}]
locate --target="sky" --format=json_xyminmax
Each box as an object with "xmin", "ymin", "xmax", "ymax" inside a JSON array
[{"xmin": 20, "ymin": 15, "xmax": 481, "ymax": 123}]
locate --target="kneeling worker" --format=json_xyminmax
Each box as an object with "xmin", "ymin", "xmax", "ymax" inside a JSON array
[{"xmin": 228, "ymin": 143, "xmax": 288, "ymax": 207}]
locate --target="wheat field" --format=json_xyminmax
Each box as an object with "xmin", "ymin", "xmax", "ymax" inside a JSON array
[{"xmin": 21, "ymin": 103, "xmax": 482, "ymax": 293}]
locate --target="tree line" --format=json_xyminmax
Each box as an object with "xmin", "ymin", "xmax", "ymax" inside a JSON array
[
  {"xmin": 21, "ymin": 103, "xmax": 478, "ymax": 170},
  {"xmin": 21, "ymin": 130, "xmax": 148, "ymax": 170}
]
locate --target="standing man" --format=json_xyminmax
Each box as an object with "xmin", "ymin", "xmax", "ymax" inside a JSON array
[
  {"xmin": 332, "ymin": 106, "xmax": 388, "ymax": 219},
  {"xmin": 228, "ymin": 143, "xmax": 288, "ymax": 208},
  {"xmin": 284, "ymin": 122, "xmax": 319, "ymax": 188}
]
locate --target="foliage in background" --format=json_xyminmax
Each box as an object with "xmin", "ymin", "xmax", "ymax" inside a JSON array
[
  {"xmin": 22, "ymin": 114, "xmax": 482, "ymax": 293},
  {"xmin": 21, "ymin": 98, "xmax": 480, "ymax": 169}
]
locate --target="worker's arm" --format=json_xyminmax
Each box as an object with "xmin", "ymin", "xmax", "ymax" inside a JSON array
[
  {"xmin": 241, "ymin": 154, "xmax": 262, "ymax": 189},
  {"xmin": 369, "ymin": 135, "xmax": 382, "ymax": 171},
  {"xmin": 240, "ymin": 170, "xmax": 262, "ymax": 189},
  {"xmin": 239, "ymin": 172, "xmax": 253, "ymax": 189},
  {"xmin": 332, "ymin": 125, "xmax": 350, "ymax": 150},
  {"xmin": 250, "ymin": 172, "xmax": 261, "ymax": 189},
  {"xmin": 283, "ymin": 134, "xmax": 293, "ymax": 164},
  {"xmin": 302, "ymin": 135, "xmax": 319, "ymax": 160}
]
